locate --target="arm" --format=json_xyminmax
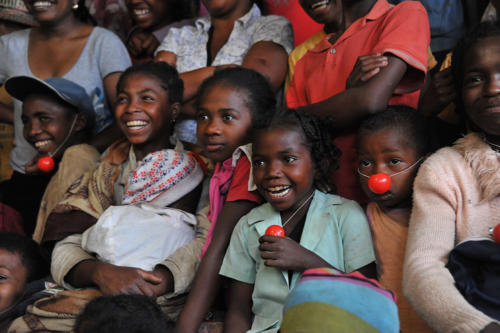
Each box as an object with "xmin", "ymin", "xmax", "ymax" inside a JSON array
[
  {"xmin": 296, "ymin": 55, "xmax": 408, "ymax": 129},
  {"xmin": 403, "ymin": 156, "xmax": 496, "ymax": 333},
  {"xmin": 175, "ymin": 200, "xmax": 258, "ymax": 333},
  {"xmin": 223, "ymin": 280, "xmax": 254, "ymax": 333}
]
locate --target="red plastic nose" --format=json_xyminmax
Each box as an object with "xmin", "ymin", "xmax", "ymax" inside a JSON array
[
  {"xmin": 493, "ymin": 224, "xmax": 500, "ymax": 243},
  {"xmin": 367, "ymin": 173, "xmax": 392, "ymax": 194},
  {"xmin": 37, "ymin": 156, "xmax": 55, "ymax": 173},
  {"xmin": 265, "ymin": 225, "xmax": 285, "ymax": 237}
]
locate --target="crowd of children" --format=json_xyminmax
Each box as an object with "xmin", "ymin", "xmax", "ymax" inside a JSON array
[{"xmin": 0, "ymin": 0, "xmax": 499, "ymax": 332}]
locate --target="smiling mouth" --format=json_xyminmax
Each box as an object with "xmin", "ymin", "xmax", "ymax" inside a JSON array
[
  {"xmin": 126, "ymin": 120, "xmax": 148, "ymax": 130},
  {"xmin": 265, "ymin": 185, "xmax": 291, "ymax": 199},
  {"xmin": 34, "ymin": 140, "xmax": 51, "ymax": 149},
  {"xmin": 133, "ymin": 8, "xmax": 151, "ymax": 18},
  {"xmin": 311, "ymin": 0, "xmax": 330, "ymax": 10},
  {"xmin": 32, "ymin": 1, "xmax": 54, "ymax": 10}
]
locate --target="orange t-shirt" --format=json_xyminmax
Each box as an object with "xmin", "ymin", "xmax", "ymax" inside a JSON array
[
  {"xmin": 367, "ymin": 203, "xmax": 433, "ymax": 333},
  {"xmin": 286, "ymin": 0, "xmax": 430, "ymax": 202}
]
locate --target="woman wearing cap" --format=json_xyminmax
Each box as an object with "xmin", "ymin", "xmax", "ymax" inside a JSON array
[
  {"xmin": 0, "ymin": 0, "xmax": 131, "ymax": 235},
  {"xmin": 4, "ymin": 75, "xmax": 100, "ymax": 255}
]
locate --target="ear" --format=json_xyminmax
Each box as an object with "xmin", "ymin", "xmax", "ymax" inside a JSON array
[
  {"xmin": 74, "ymin": 114, "xmax": 87, "ymax": 133},
  {"xmin": 170, "ymin": 102, "xmax": 181, "ymax": 121}
]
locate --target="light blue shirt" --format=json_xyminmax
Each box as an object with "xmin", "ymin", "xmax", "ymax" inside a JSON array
[{"xmin": 220, "ymin": 190, "xmax": 375, "ymax": 333}]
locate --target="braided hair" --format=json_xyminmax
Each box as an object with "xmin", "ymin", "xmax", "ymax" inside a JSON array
[{"xmin": 253, "ymin": 108, "xmax": 341, "ymax": 193}]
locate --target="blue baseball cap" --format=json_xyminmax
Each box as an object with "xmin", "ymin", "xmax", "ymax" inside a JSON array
[{"xmin": 5, "ymin": 75, "xmax": 95, "ymax": 130}]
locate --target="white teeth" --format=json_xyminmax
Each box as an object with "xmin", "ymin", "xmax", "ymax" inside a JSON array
[
  {"xmin": 266, "ymin": 186, "xmax": 291, "ymax": 198},
  {"xmin": 34, "ymin": 140, "xmax": 50, "ymax": 148},
  {"xmin": 134, "ymin": 8, "xmax": 150, "ymax": 17},
  {"xmin": 32, "ymin": 1, "xmax": 53, "ymax": 8},
  {"xmin": 311, "ymin": 0, "xmax": 329, "ymax": 10},
  {"xmin": 126, "ymin": 120, "xmax": 148, "ymax": 129}
]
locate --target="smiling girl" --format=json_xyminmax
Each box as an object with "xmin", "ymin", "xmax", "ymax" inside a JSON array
[{"xmin": 220, "ymin": 109, "xmax": 375, "ymax": 333}]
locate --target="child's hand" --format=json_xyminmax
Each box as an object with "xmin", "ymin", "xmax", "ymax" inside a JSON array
[
  {"xmin": 346, "ymin": 53, "xmax": 388, "ymax": 89},
  {"xmin": 259, "ymin": 235, "xmax": 329, "ymax": 272},
  {"xmin": 92, "ymin": 262, "xmax": 163, "ymax": 297},
  {"xmin": 419, "ymin": 67, "xmax": 456, "ymax": 116},
  {"xmin": 127, "ymin": 30, "xmax": 159, "ymax": 58},
  {"xmin": 25, "ymin": 155, "xmax": 41, "ymax": 175}
]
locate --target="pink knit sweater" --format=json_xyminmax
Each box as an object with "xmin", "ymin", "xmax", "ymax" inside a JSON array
[{"xmin": 403, "ymin": 133, "xmax": 500, "ymax": 333}]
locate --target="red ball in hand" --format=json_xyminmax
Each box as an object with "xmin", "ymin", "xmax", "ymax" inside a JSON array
[
  {"xmin": 265, "ymin": 225, "xmax": 285, "ymax": 237},
  {"xmin": 37, "ymin": 156, "xmax": 55, "ymax": 173},
  {"xmin": 368, "ymin": 173, "xmax": 392, "ymax": 194},
  {"xmin": 493, "ymin": 224, "xmax": 500, "ymax": 243}
]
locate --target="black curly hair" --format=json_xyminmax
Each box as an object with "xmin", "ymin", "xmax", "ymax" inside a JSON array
[
  {"xmin": 451, "ymin": 20, "xmax": 500, "ymax": 118},
  {"xmin": 196, "ymin": 67, "xmax": 276, "ymax": 134},
  {"xmin": 116, "ymin": 61, "xmax": 183, "ymax": 104},
  {"xmin": 74, "ymin": 294, "xmax": 170, "ymax": 333},
  {"xmin": 0, "ymin": 232, "xmax": 48, "ymax": 283},
  {"xmin": 253, "ymin": 108, "xmax": 341, "ymax": 193},
  {"xmin": 356, "ymin": 105, "xmax": 431, "ymax": 157}
]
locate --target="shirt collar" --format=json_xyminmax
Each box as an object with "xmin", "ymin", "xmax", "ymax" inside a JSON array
[
  {"xmin": 311, "ymin": 0, "xmax": 392, "ymax": 53},
  {"xmin": 195, "ymin": 4, "xmax": 261, "ymax": 32}
]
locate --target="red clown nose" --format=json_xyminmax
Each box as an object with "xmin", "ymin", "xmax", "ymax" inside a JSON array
[
  {"xmin": 265, "ymin": 225, "xmax": 285, "ymax": 237},
  {"xmin": 37, "ymin": 156, "xmax": 55, "ymax": 173},
  {"xmin": 367, "ymin": 173, "xmax": 392, "ymax": 194},
  {"xmin": 493, "ymin": 224, "xmax": 500, "ymax": 243}
]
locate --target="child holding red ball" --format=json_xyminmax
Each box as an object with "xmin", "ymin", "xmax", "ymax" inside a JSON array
[
  {"xmin": 356, "ymin": 106, "xmax": 432, "ymax": 332},
  {"xmin": 220, "ymin": 109, "xmax": 375, "ymax": 332}
]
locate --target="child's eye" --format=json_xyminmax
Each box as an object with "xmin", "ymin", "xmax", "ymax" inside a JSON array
[
  {"xmin": 39, "ymin": 116, "xmax": 52, "ymax": 123},
  {"xmin": 284, "ymin": 156, "xmax": 297, "ymax": 163},
  {"xmin": 390, "ymin": 158, "xmax": 402, "ymax": 165},
  {"xmin": 253, "ymin": 160, "xmax": 265, "ymax": 167},
  {"xmin": 197, "ymin": 113, "xmax": 208, "ymax": 121},
  {"xmin": 359, "ymin": 160, "xmax": 371, "ymax": 168},
  {"xmin": 222, "ymin": 114, "xmax": 234, "ymax": 121},
  {"xmin": 464, "ymin": 74, "xmax": 483, "ymax": 87},
  {"xmin": 116, "ymin": 96, "xmax": 128, "ymax": 104},
  {"xmin": 142, "ymin": 95, "xmax": 155, "ymax": 102}
]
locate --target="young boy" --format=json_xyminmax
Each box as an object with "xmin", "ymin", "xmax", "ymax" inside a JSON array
[
  {"xmin": 356, "ymin": 106, "xmax": 432, "ymax": 332},
  {"xmin": 0, "ymin": 232, "xmax": 48, "ymax": 331},
  {"xmin": 4, "ymin": 75, "xmax": 99, "ymax": 251},
  {"xmin": 287, "ymin": 0, "xmax": 430, "ymax": 203}
]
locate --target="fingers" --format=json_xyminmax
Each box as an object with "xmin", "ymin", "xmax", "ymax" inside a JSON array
[
  {"xmin": 142, "ymin": 35, "xmax": 160, "ymax": 57},
  {"xmin": 138, "ymin": 269, "xmax": 163, "ymax": 285}
]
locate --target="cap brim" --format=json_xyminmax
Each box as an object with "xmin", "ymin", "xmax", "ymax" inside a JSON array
[{"xmin": 4, "ymin": 75, "xmax": 77, "ymax": 109}]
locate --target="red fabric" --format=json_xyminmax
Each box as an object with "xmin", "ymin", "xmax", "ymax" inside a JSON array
[
  {"xmin": 0, "ymin": 203, "xmax": 25, "ymax": 235},
  {"xmin": 286, "ymin": 0, "xmax": 429, "ymax": 202},
  {"xmin": 265, "ymin": 0, "xmax": 323, "ymax": 46},
  {"xmin": 226, "ymin": 156, "xmax": 262, "ymax": 204}
]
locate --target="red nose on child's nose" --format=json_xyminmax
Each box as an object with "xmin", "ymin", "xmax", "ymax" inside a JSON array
[{"xmin": 368, "ymin": 173, "xmax": 391, "ymax": 194}]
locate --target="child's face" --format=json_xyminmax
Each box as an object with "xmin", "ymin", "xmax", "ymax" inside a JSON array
[
  {"xmin": 196, "ymin": 84, "xmax": 252, "ymax": 162},
  {"xmin": 0, "ymin": 249, "xmax": 28, "ymax": 312},
  {"xmin": 115, "ymin": 73, "xmax": 178, "ymax": 151},
  {"xmin": 22, "ymin": 93, "xmax": 78, "ymax": 159},
  {"xmin": 298, "ymin": 0, "xmax": 342, "ymax": 25},
  {"xmin": 125, "ymin": 0, "xmax": 168, "ymax": 29},
  {"xmin": 357, "ymin": 127, "xmax": 420, "ymax": 210},
  {"xmin": 462, "ymin": 36, "xmax": 500, "ymax": 137},
  {"xmin": 253, "ymin": 127, "xmax": 315, "ymax": 213}
]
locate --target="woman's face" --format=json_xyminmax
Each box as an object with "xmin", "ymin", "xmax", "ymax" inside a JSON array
[
  {"xmin": 462, "ymin": 36, "xmax": 500, "ymax": 136},
  {"xmin": 125, "ymin": 0, "xmax": 169, "ymax": 29},
  {"xmin": 23, "ymin": 0, "xmax": 74, "ymax": 25}
]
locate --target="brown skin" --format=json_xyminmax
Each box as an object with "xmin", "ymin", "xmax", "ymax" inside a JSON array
[
  {"xmin": 418, "ymin": 67, "xmax": 457, "ymax": 117},
  {"xmin": 155, "ymin": 0, "xmax": 288, "ymax": 118},
  {"xmin": 295, "ymin": 0, "xmax": 410, "ymax": 128},
  {"xmin": 0, "ymin": 250, "xmax": 29, "ymax": 312}
]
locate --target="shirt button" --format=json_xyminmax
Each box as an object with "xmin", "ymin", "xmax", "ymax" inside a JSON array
[{"xmin": 330, "ymin": 48, "xmax": 336, "ymax": 54}]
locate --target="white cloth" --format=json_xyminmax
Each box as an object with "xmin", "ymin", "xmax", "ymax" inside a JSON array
[{"xmin": 82, "ymin": 203, "xmax": 196, "ymax": 271}]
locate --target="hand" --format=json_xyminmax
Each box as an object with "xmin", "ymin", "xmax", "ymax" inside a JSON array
[
  {"xmin": 346, "ymin": 53, "xmax": 388, "ymax": 89},
  {"xmin": 127, "ymin": 30, "xmax": 160, "ymax": 59},
  {"xmin": 419, "ymin": 67, "xmax": 456, "ymax": 116},
  {"xmin": 92, "ymin": 262, "xmax": 163, "ymax": 297},
  {"xmin": 259, "ymin": 235, "xmax": 327, "ymax": 272},
  {"xmin": 25, "ymin": 155, "xmax": 41, "ymax": 175}
]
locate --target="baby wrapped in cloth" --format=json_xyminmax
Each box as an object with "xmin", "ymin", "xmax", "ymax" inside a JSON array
[{"xmin": 81, "ymin": 148, "xmax": 204, "ymax": 271}]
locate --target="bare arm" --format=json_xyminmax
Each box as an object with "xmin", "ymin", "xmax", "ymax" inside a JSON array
[
  {"xmin": 296, "ymin": 55, "xmax": 408, "ymax": 129},
  {"xmin": 223, "ymin": 280, "xmax": 254, "ymax": 333},
  {"xmin": 175, "ymin": 200, "xmax": 258, "ymax": 333}
]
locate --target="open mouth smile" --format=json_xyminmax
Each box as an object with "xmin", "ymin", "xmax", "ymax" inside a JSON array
[
  {"xmin": 125, "ymin": 120, "xmax": 148, "ymax": 130},
  {"xmin": 31, "ymin": 1, "xmax": 54, "ymax": 10},
  {"xmin": 311, "ymin": 0, "xmax": 330, "ymax": 10},
  {"xmin": 265, "ymin": 185, "xmax": 292, "ymax": 199},
  {"xmin": 133, "ymin": 8, "xmax": 151, "ymax": 18}
]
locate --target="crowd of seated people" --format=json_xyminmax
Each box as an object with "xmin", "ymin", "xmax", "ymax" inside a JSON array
[{"xmin": 0, "ymin": 0, "xmax": 499, "ymax": 332}]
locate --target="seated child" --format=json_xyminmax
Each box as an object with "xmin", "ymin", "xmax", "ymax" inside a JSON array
[
  {"xmin": 286, "ymin": 0, "xmax": 430, "ymax": 203},
  {"xmin": 356, "ymin": 106, "xmax": 433, "ymax": 332},
  {"xmin": 403, "ymin": 20, "xmax": 500, "ymax": 333},
  {"xmin": 74, "ymin": 294, "xmax": 171, "ymax": 333},
  {"xmin": 175, "ymin": 68, "xmax": 276, "ymax": 332},
  {"xmin": 154, "ymin": 0, "xmax": 293, "ymax": 144},
  {"xmin": 3, "ymin": 76, "xmax": 99, "ymax": 251},
  {"xmin": 281, "ymin": 267, "xmax": 399, "ymax": 333},
  {"xmin": 0, "ymin": 232, "xmax": 48, "ymax": 331},
  {"xmin": 45, "ymin": 62, "xmax": 207, "ymax": 323},
  {"xmin": 220, "ymin": 109, "xmax": 376, "ymax": 332}
]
